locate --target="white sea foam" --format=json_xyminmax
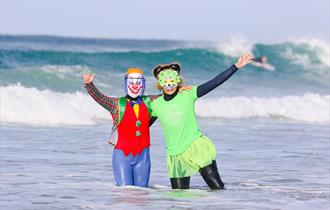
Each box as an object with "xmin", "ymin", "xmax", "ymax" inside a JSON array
[
  {"xmin": 1, "ymin": 84, "xmax": 329, "ymax": 126},
  {"xmin": 280, "ymin": 41, "xmax": 329, "ymax": 73},
  {"xmin": 216, "ymin": 36, "xmax": 329, "ymax": 68},
  {"xmin": 279, "ymin": 40, "xmax": 329, "ymax": 84},
  {"xmin": 1, "ymin": 84, "xmax": 109, "ymax": 126},
  {"xmin": 39, "ymin": 65, "xmax": 90, "ymax": 79},
  {"xmin": 196, "ymin": 93, "xmax": 330, "ymax": 123},
  {"xmin": 291, "ymin": 38, "xmax": 330, "ymax": 67},
  {"xmin": 216, "ymin": 35, "xmax": 254, "ymax": 57}
]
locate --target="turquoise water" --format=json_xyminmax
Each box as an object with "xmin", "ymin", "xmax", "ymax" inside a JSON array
[
  {"xmin": 0, "ymin": 35, "xmax": 329, "ymax": 209},
  {"xmin": 1, "ymin": 35, "xmax": 329, "ymax": 125},
  {"xmin": 1, "ymin": 36, "xmax": 329, "ymax": 94}
]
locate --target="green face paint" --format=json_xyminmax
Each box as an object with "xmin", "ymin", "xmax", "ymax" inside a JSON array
[{"xmin": 157, "ymin": 69, "xmax": 181, "ymax": 89}]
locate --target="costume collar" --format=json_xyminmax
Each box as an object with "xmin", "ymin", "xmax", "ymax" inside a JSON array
[
  {"xmin": 163, "ymin": 89, "xmax": 179, "ymax": 101},
  {"xmin": 126, "ymin": 95, "xmax": 143, "ymax": 106}
]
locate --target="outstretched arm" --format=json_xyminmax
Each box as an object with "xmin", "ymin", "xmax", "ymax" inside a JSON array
[
  {"xmin": 144, "ymin": 85, "xmax": 192, "ymax": 100},
  {"xmin": 83, "ymin": 74, "xmax": 118, "ymax": 115},
  {"xmin": 145, "ymin": 94, "xmax": 162, "ymax": 101},
  {"xmin": 197, "ymin": 54, "xmax": 253, "ymax": 97}
]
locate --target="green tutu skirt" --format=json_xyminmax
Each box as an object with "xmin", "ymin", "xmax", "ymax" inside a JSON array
[{"xmin": 166, "ymin": 135, "xmax": 217, "ymax": 178}]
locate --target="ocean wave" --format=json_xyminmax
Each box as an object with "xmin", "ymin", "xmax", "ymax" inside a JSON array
[
  {"xmin": 216, "ymin": 35, "xmax": 254, "ymax": 57},
  {"xmin": 196, "ymin": 93, "xmax": 330, "ymax": 123},
  {"xmin": 291, "ymin": 38, "xmax": 330, "ymax": 67},
  {"xmin": 1, "ymin": 84, "xmax": 109, "ymax": 126},
  {"xmin": 1, "ymin": 46, "xmax": 328, "ymax": 91},
  {"xmin": 1, "ymin": 84, "xmax": 329, "ymax": 126},
  {"xmin": 39, "ymin": 65, "xmax": 89, "ymax": 79},
  {"xmin": 0, "ymin": 35, "xmax": 198, "ymax": 53},
  {"xmin": 216, "ymin": 35, "xmax": 329, "ymax": 68}
]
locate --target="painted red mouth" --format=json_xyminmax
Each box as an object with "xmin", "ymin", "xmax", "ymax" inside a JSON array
[{"xmin": 128, "ymin": 86, "xmax": 142, "ymax": 94}]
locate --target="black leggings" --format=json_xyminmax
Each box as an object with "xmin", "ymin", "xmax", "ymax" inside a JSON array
[{"xmin": 170, "ymin": 161, "xmax": 225, "ymax": 190}]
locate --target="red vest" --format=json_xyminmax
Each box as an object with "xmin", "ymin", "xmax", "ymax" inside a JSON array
[{"xmin": 115, "ymin": 100, "xmax": 150, "ymax": 156}]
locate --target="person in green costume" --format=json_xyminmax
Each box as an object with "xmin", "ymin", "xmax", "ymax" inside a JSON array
[{"xmin": 150, "ymin": 54, "xmax": 253, "ymax": 189}]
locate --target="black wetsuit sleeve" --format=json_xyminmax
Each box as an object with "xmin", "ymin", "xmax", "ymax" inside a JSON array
[
  {"xmin": 149, "ymin": 116, "xmax": 157, "ymax": 126},
  {"xmin": 146, "ymin": 95, "xmax": 160, "ymax": 126},
  {"xmin": 197, "ymin": 65, "xmax": 238, "ymax": 98}
]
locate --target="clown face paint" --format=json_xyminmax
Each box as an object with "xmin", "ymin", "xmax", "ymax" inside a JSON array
[
  {"xmin": 125, "ymin": 72, "xmax": 145, "ymax": 98},
  {"xmin": 157, "ymin": 70, "xmax": 181, "ymax": 93}
]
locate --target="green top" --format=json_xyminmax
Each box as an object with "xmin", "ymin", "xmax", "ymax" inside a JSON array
[{"xmin": 151, "ymin": 86, "xmax": 203, "ymax": 155}]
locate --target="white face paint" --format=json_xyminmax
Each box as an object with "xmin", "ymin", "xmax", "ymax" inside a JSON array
[{"xmin": 126, "ymin": 72, "xmax": 144, "ymax": 98}]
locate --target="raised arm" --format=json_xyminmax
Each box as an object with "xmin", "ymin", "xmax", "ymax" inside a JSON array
[
  {"xmin": 197, "ymin": 54, "xmax": 253, "ymax": 97},
  {"xmin": 83, "ymin": 74, "xmax": 118, "ymax": 116},
  {"xmin": 145, "ymin": 94, "xmax": 162, "ymax": 101}
]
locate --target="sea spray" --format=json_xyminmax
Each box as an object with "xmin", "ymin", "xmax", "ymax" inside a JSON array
[{"xmin": 1, "ymin": 84, "xmax": 329, "ymax": 126}]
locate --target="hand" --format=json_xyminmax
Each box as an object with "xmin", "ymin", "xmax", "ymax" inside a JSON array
[
  {"xmin": 83, "ymin": 73, "xmax": 95, "ymax": 84},
  {"xmin": 179, "ymin": 85, "xmax": 192, "ymax": 93},
  {"xmin": 235, "ymin": 54, "xmax": 254, "ymax": 69}
]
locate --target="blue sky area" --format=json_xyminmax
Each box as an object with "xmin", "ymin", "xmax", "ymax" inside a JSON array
[{"xmin": 1, "ymin": 0, "xmax": 329, "ymax": 42}]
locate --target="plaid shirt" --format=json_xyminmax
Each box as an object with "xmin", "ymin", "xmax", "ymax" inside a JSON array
[
  {"xmin": 84, "ymin": 82, "xmax": 120, "ymax": 126},
  {"xmin": 84, "ymin": 82, "xmax": 159, "ymax": 126}
]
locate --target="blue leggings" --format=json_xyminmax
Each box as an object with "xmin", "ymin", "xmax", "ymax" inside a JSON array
[{"xmin": 112, "ymin": 148, "xmax": 151, "ymax": 187}]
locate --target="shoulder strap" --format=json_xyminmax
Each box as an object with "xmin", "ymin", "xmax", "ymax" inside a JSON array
[
  {"xmin": 141, "ymin": 96, "xmax": 152, "ymax": 116},
  {"xmin": 117, "ymin": 97, "xmax": 127, "ymax": 126}
]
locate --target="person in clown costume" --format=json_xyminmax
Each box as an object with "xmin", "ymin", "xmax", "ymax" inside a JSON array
[
  {"xmin": 150, "ymin": 54, "xmax": 253, "ymax": 189},
  {"xmin": 83, "ymin": 68, "xmax": 189, "ymax": 187}
]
